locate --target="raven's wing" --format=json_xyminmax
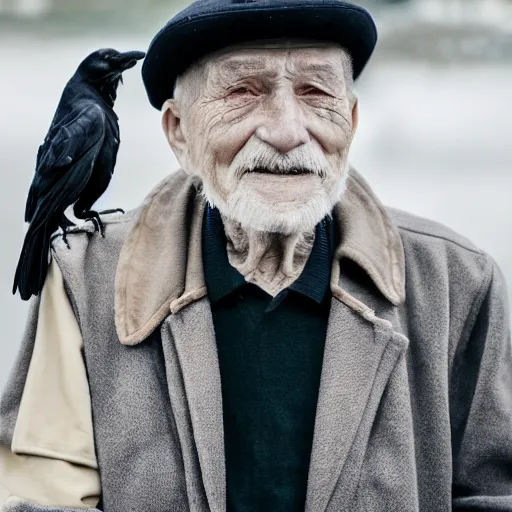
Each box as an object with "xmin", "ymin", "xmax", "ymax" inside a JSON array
[
  {"xmin": 72, "ymin": 112, "xmax": 120, "ymax": 216},
  {"xmin": 25, "ymin": 102, "xmax": 106, "ymax": 223}
]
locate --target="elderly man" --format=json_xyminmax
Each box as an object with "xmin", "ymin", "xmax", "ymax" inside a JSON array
[{"xmin": 1, "ymin": 0, "xmax": 512, "ymax": 511}]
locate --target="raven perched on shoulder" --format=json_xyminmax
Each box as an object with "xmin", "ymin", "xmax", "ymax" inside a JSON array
[{"xmin": 13, "ymin": 48, "xmax": 145, "ymax": 301}]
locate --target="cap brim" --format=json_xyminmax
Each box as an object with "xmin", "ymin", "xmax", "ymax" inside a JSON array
[{"xmin": 142, "ymin": 2, "xmax": 377, "ymax": 110}]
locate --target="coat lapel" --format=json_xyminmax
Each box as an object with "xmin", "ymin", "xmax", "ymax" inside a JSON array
[
  {"xmin": 305, "ymin": 297, "xmax": 409, "ymax": 511},
  {"xmin": 165, "ymin": 298, "xmax": 226, "ymax": 512}
]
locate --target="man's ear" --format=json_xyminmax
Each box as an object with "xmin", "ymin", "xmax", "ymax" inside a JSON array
[
  {"xmin": 162, "ymin": 99, "xmax": 188, "ymax": 162},
  {"xmin": 351, "ymin": 99, "xmax": 359, "ymax": 136}
]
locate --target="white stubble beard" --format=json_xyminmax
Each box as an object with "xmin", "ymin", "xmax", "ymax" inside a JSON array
[{"xmin": 200, "ymin": 137, "xmax": 351, "ymax": 235}]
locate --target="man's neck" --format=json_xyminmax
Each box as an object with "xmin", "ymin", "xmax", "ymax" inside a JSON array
[{"xmin": 221, "ymin": 215, "xmax": 315, "ymax": 297}]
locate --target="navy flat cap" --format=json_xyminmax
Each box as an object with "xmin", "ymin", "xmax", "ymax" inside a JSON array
[{"xmin": 142, "ymin": 0, "xmax": 377, "ymax": 110}]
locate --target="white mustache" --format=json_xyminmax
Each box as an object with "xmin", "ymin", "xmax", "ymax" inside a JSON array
[{"xmin": 230, "ymin": 137, "xmax": 331, "ymax": 180}]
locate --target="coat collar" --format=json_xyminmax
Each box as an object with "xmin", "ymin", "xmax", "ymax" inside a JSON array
[{"xmin": 115, "ymin": 169, "xmax": 405, "ymax": 346}]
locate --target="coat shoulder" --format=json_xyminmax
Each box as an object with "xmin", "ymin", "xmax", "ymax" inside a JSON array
[
  {"xmin": 387, "ymin": 207, "xmax": 486, "ymax": 257},
  {"xmin": 387, "ymin": 207, "xmax": 495, "ymax": 309},
  {"xmin": 49, "ymin": 209, "xmax": 140, "ymax": 314}
]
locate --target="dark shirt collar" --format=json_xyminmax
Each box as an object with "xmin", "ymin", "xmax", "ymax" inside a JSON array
[
  {"xmin": 203, "ymin": 206, "xmax": 334, "ymax": 305},
  {"xmin": 288, "ymin": 215, "xmax": 334, "ymax": 304},
  {"xmin": 202, "ymin": 206, "xmax": 247, "ymax": 303}
]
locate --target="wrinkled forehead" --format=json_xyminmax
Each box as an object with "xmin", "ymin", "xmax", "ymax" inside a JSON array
[{"xmin": 203, "ymin": 39, "xmax": 348, "ymax": 81}]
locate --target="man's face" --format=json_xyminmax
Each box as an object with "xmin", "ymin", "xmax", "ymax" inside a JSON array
[{"xmin": 163, "ymin": 41, "xmax": 358, "ymax": 234}]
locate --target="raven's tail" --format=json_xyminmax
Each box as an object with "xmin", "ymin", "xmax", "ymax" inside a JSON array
[{"xmin": 13, "ymin": 221, "xmax": 55, "ymax": 301}]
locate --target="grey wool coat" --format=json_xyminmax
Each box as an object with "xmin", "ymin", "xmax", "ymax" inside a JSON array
[{"xmin": 1, "ymin": 169, "xmax": 512, "ymax": 511}]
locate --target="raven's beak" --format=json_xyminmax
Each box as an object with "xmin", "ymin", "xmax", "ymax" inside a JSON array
[{"xmin": 115, "ymin": 50, "xmax": 146, "ymax": 71}]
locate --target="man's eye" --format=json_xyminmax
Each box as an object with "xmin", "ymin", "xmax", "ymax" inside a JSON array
[
  {"xmin": 300, "ymin": 86, "xmax": 330, "ymax": 97},
  {"xmin": 229, "ymin": 87, "xmax": 256, "ymax": 97}
]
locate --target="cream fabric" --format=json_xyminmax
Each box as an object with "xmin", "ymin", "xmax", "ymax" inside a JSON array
[{"xmin": 0, "ymin": 259, "xmax": 100, "ymax": 508}]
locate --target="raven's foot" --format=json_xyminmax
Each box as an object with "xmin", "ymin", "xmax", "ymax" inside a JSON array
[
  {"xmin": 83, "ymin": 211, "xmax": 105, "ymax": 237},
  {"xmin": 98, "ymin": 208, "xmax": 125, "ymax": 215},
  {"xmin": 59, "ymin": 215, "xmax": 75, "ymax": 249},
  {"xmin": 62, "ymin": 231, "xmax": 71, "ymax": 250}
]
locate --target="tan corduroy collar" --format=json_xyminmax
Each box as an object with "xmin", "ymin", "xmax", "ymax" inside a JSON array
[{"xmin": 115, "ymin": 169, "xmax": 405, "ymax": 346}]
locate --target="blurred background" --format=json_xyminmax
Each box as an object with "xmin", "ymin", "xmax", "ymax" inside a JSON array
[{"xmin": 0, "ymin": 0, "xmax": 511, "ymax": 386}]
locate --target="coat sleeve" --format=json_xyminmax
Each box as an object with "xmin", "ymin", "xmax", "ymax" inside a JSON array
[
  {"xmin": 0, "ymin": 259, "xmax": 101, "ymax": 511},
  {"xmin": 452, "ymin": 257, "xmax": 512, "ymax": 511}
]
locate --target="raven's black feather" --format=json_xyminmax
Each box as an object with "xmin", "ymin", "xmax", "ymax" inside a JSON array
[{"xmin": 13, "ymin": 48, "xmax": 145, "ymax": 300}]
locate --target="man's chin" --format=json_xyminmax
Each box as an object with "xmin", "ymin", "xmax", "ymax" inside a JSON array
[
  {"xmin": 242, "ymin": 172, "xmax": 319, "ymax": 205},
  {"xmin": 223, "ymin": 187, "xmax": 334, "ymax": 235},
  {"xmin": 202, "ymin": 171, "xmax": 347, "ymax": 234}
]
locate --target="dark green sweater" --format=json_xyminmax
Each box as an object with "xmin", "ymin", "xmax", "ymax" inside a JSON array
[{"xmin": 202, "ymin": 206, "xmax": 334, "ymax": 512}]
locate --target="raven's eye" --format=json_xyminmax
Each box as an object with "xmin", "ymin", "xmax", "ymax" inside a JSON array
[{"xmin": 97, "ymin": 50, "xmax": 114, "ymax": 62}]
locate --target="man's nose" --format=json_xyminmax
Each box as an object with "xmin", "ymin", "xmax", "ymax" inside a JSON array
[{"xmin": 255, "ymin": 91, "xmax": 309, "ymax": 153}]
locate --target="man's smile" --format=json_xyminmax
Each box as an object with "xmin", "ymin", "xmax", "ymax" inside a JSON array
[{"xmin": 247, "ymin": 167, "xmax": 314, "ymax": 176}]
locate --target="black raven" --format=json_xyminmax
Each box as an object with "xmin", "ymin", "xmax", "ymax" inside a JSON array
[{"xmin": 13, "ymin": 48, "xmax": 145, "ymax": 301}]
